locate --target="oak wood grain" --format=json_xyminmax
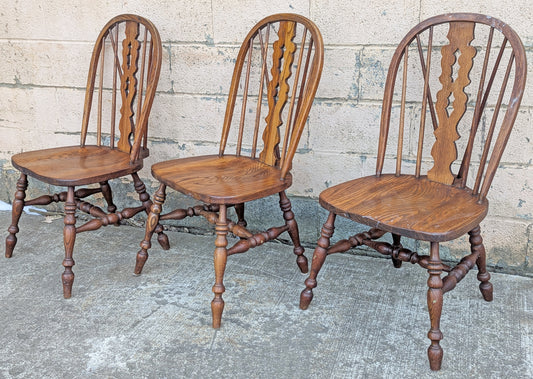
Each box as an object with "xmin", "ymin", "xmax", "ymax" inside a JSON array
[
  {"xmin": 428, "ymin": 22, "xmax": 476, "ymax": 184},
  {"xmin": 320, "ymin": 174, "xmax": 488, "ymax": 242},
  {"xmin": 151, "ymin": 155, "xmax": 292, "ymax": 204},
  {"xmin": 11, "ymin": 146, "xmax": 143, "ymax": 186}
]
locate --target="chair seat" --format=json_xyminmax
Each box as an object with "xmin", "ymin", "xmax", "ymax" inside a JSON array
[
  {"xmin": 11, "ymin": 145, "xmax": 142, "ymax": 186},
  {"xmin": 152, "ymin": 155, "xmax": 292, "ymax": 204},
  {"xmin": 320, "ymin": 174, "xmax": 488, "ymax": 242}
]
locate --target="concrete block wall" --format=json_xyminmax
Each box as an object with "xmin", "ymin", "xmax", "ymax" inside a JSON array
[{"xmin": 1, "ymin": 1, "xmax": 532, "ymax": 274}]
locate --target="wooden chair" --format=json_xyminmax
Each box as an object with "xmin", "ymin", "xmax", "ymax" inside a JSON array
[
  {"xmin": 5, "ymin": 14, "xmax": 167, "ymax": 298},
  {"xmin": 299, "ymin": 13, "xmax": 527, "ymax": 371},
  {"xmin": 134, "ymin": 13, "xmax": 324, "ymax": 328}
]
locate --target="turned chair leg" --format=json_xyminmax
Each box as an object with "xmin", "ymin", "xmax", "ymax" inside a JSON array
[
  {"xmin": 391, "ymin": 233, "xmax": 403, "ymax": 268},
  {"xmin": 427, "ymin": 241, "xmax": 444, "ymax": 371},
  {"xmin": 132, "ymin": 173, "xmax": 170, "ymax": 251},
  {"xmin": 5, "ymin": 174, "xmax": 27, "ymax": 258},
  {"xmin": 234, "ymin": 203, "xmax": 247, "ymax": 227},
  {"xmin": 100, "ymin": 181, "xmax": 117, "ymax": 213},
  {"xmin": 300, "ymin": 212, "xmax": 336, "ymax": 310},
  {"xmin": 469, "ymin": 226, "xmax": 493, "ymax": 302},
  {"xmin": 212, "ymin": 204, "xmax": 229, "ymax": 328},
  {"xmin": 135, "ymin": 183, "xmax": 166, "ymax": 275},
  {"xmin": 62, "ymin": 186, "xmax": 77, "ymax": 299},
  {"xmin": 279, "ymin": 191, "xmax": 308, "ymax": 273}
]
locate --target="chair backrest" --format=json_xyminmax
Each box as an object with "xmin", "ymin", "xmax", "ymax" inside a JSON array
[
  {"xmin": 218, "ymin": 13, "xmax": 324, "ymax": 179},
  {"xmin": 376, "ymin": 13, "xmax": 527, "ymax": 201},
  {"xmin": 80, "ymin": 14, "xmax": 162, "ymax": 163}
]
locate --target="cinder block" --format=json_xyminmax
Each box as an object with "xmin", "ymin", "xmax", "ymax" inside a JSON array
[
  {"xmin": 358, "ymin": 47, "xmax": 394, "ymax": 101},
  {"xmin": 441, "ymin": 217, "xmax": 529, "ymax": 269},
  {"xmin": 290, "ymin": 150, "xmax": 367, "ymax": 196},
  {"xmin": 4, "ymin": 1, "xmax": 122, "ymax": 40},
  {"xmin": 148, "ymin": 93, "xmax": 226, "ymax": 143},
  {"xmin": 121, "ymin": 0, "xmax": 213, "ymax": 43},
  {"xmin": 310, "ymin": 0, "xmax": 419, "ymax": 45},
  {"xmin": 0, "ymin": 127, "xmax": 24, "ymax": 159},
  {"xmin": 486, "ymin": 166, "xmax": 533, "ymax": 220},
  {"xmin": 0, "ymin": 41, "xmax": 92, "ymax": 88},
  {"xmin": 308, "ymin": 101, "xmax": 382, "ymax": 154},
  {"xmin": 499, "ymin": 108, "xmax": 532, "ymax": 165},
  {"xmin": 212, "ymin": 1, "xmax": 310, "ymax": 44},
  {"xmin": 169, "ymin": 44, "xmax": 237, "ymax": 95},
  {"xmin": 315, "ymin": 47, "xmax": 361, "ymax": 100}
]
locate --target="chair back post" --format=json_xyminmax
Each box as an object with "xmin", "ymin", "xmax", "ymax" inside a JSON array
[
  {"xmin": 218, "ymin": 14, "xmax": 324, "ymax": 180},
  {"xmin": 376, "ymin": 13, "xmax": 526, "ymax": 201},
  {"xmin": 79, "ymin": 14, "xmax": 162, "ymax": 164}
]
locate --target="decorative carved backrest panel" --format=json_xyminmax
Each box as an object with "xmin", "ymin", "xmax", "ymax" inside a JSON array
[
  {"xmin": 80, "ymin": 15, "xmax": 162, "ymax": 163},
  {"xmin": 428, "ymin": 22, "xmax": 476, "ymax": 184},
  {"xmin": 259, "ymin": 21, "xmax": 297, "ymax": 166},
  {"xmin": 376, "ymin": 13, "xmax": 526, "ymax": 200},
  {"xmin": 219, "ymin": 14, "xmax": 324, "ymax": 179},
  {"xmin": 117, "ymin": 21, "xmax": 141, "ymax": 153}
]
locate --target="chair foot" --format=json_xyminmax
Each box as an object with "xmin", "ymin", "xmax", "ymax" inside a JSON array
[
  {"xmin": 5, "ymin": 174, "xmax": 28, "ymax": 258},
  {"xmin": 62, "ymin": 268, "xmax": 75, "ymax": 299},
  {"xmin": 295, "ymin": 246, "xmax": 308, "ymax": 274},
  {"xmin": 134, "ymin": 248, "xmax": 148, "ymax": 275},
  {"xmin": 469, "ymin": 226, "xmax": 493, "ymax": 302},
  {"xmin": 299, "ymin": 278, "xmax": 316, "ymax": 310},
  {"xmin": 428, "ymin": 343, "xmax": 443, "ymax": 371},
  {"xmin": 211, "ymin": 296, "xmax": 225, "ymax": 329},
  {"xmin": 156, "ymin": 226, "xmax": 170, "ymax": 251},
  {"xmin": 479, "ymin": 279, "xmax": 493, "ymax": 302}
]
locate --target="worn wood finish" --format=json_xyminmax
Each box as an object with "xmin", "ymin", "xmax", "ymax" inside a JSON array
[
  {"xmin": 301, "ymin": 13, "xmax": 526, "ymax": 371},
  {"xmin": 319, "ymin": 174, "xmax": 488, "ymax": 242},
  {"xmin": 12, "ymin": 146, "xmax": 142, "ymax": 186},
  {"xmin": 428, "ymin": 22, "xmax": 476, "ymax": 184},
  {"xmin": 137, "ymin": 14, "xmax": 324, "ymax": 328},
  {"xmin": 259, "ymin": 21, "xmax": 297, "ymax": 166},
  {"xmin": 152, "ymin": 155, "xmax": 293, "ymax": 204},
  {"xmin": 4, "ymin": 15, "xmax": 164, "ymax": 298}
]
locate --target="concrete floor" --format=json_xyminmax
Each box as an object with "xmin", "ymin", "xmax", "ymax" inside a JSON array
[{"xmin": 0, "ymin": 211, "xmax": 532, "ymax": 378}]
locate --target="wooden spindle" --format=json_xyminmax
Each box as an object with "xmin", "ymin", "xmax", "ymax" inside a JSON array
[
  {"xmin": 252, "ymin": 26, "xmax": 270, "ymax": 158},
  {"xmin": 144, "ymin": 38, "xmax": 154, "ymax": 150},
  {"xmin": 111, "ymin": 26, "xmax": 119, "ymax": 148},
  {"xmin": 294, "ymin": 37, "xmax": 313, "ymax": 126},
  {"xmin": 477, "ymin": 39, "xmax": 508, "ymax": 122},
  {"xmin": 458, "ymin": 27, "xmax": 494, "ymax": 188},
  {"xmin": 236, "ymin": 39, "xmax": 253, "ymax": 156},
  {"xmin": 474, "ymin": 52, "xmax": 514, "ymax": 197},
  {"xmin": 280, "ymin": 27, "xmax": 307, "ymax": 169},
  {"xmin": 416, "ymin": 35, "xmax": 438, "ymax": 131},
  {"xmin": 136, "ymin": 27, "xmax": 148, "ymax": 139},
  {"xmin": 415, "ymin": 26, "xmax": 433, "ymax": 178},
  {"xmin": 97, "ymin": 37, "xmax": 105, "ymax": 146},
  {"xmin": 396, "ymin": 45, "xmax": 409, "ymax": 176}
]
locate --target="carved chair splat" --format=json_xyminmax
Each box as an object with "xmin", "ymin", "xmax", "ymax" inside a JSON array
[
  {"xmin": 135, "ymin": 13, "xmax": 324, "ymax": 328},
  {"xmin": 5, "ymin": 14, "xmax": 167, "ymax": 298},
  {"xmin": 299, "ymin": 13, "xmax": 526, "ymax": 371}
]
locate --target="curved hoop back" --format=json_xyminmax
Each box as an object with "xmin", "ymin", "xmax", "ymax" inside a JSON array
[
  {"xmin": 80, "ymin": 14, "xmax": 163, "ymax": 163},
  {"xmin": 376, "ymin": 13, "xmax": 526, "ymax": 200},
  {"xmin": 218, "ymin": 13, "xmax": 324, "ymax": 179}
]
